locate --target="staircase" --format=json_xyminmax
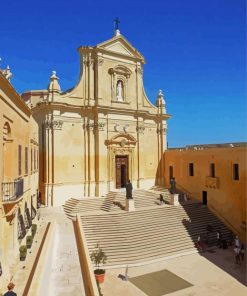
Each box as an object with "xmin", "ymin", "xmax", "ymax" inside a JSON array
[
  {"xmin": 63, "ymin": 189, "xmax": 172, "ymax": 219},
  {"xmin": 63, "ymin": 190, "xmax": 233, "ymax": 267}
]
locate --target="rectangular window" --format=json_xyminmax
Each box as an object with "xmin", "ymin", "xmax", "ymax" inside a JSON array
[
  {"xmin": 210, "ymin": 163, "xmax": 215, "ymax": 177},
  {"xmin": 18, "ymin": 145, "xmax": 22, "ymax": 176},
  {"xmin": 25, "ymin": 147, "xmax": 28, "ymax": 174},
  {"xmin": 169, "ymin": 165, "xmax": 173, "ymax": 180},
  {"xmin": 233, "ymin": 163, "xmax": 239, "ymax": 180},
  {"xmin": 189, "ymin": 163, "xmax": 194, "ymax": 176}
]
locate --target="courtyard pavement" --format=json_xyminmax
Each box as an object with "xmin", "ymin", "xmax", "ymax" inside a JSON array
[{"xmin": 10, "ymin": 207, "xmax": 247, "ymax": 295}]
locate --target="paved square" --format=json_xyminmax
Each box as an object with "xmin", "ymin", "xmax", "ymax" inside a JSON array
[{"xmin": 130, "ymin": 269, "xmax": 193, "ymax": 296}]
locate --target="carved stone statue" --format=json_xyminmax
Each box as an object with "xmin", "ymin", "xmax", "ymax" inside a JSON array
[
  {"xmin": 116, "ymin": 81, "xmax": 123, "ymax": 101},
  {"xmin": 126, "ymin": 180, "xmax": 133, "ymax": 199},
  {"xmin": 170, "ymin": 177, "xmax": 176, "ymax": 194}
]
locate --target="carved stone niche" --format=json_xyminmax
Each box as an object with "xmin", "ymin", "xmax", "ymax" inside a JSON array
[{"xmin": 109, "ymin": 65, "xmax": 132, "ymax": 102}]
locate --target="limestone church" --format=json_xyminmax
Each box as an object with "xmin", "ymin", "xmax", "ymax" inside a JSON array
[{"xmin": 22, "ymin": 29, "xmax": 171, "ymax": 206}]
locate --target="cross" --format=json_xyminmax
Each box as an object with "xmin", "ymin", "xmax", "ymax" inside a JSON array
[{"xmin": 114, "ymin": 17, "xmax": 120, "ymax": 30}]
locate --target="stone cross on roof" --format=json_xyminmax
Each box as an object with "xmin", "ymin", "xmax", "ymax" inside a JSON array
[{"xmin": 114, "ymin": 17, "xmax": 120, "ymax": 30}]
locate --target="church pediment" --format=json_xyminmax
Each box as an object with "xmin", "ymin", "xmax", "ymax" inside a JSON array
[
  {"xmin": 97, "ymin": 35, "xmax": 144, "ymax": 61},
  {"xmin": 105, "ymin": 42, "xmax": 134, "ymax": 56}
]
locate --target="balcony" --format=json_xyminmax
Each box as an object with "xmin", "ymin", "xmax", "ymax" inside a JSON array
[
  {"xmin": 2, "ymin": 178, "xmax": 24, "ymax": 203},
  {"xmin": 205, "ymin": 176, "xmax": 219, "ymax": 189}
]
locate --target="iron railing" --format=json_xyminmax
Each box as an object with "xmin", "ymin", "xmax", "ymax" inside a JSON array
[
  {"xmin": 31, "ymin": 204, "xmax": 37, "ymax": 220},
  {"xmin": 2, "ymin": 178, "xmax": 24, "ymax": 202}
]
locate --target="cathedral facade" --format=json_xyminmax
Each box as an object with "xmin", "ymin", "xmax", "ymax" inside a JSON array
[{"xmin": 22, "ymin": 30, "xmax": 171, "ymax": 206}]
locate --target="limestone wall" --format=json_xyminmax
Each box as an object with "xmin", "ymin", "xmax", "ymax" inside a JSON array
[
  {"xmin": 164, "ymin": 145, "xmax": 247, "ymax": 242},
  {"xmin": 0, "ymin": 73, "xmax": 39, "ymax": 293}
]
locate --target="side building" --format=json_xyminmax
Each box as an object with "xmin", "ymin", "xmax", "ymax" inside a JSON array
[
  {"xmin": 0, "ymin": 71, "xmax": 39, "ymax": 292},
  {"xmin": 22, "ymin": 30, "xmax": 170, "ymax": 206},
  {"xmin": 164, "ymin": 143, "xmax": 247, "ymax": 243}
]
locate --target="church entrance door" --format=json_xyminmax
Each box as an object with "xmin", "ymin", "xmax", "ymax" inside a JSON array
[{"xmin": 116, "ymin": 156, "xmax": 128, "ymax": 188}]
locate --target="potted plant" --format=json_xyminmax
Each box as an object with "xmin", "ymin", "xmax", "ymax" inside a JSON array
[
  {"xmin": 19, "ymin": 245, "xmax": 27, "ymax": 261},
  {"xmin": 90, "ymin": 243, "xmax": 107, "ymax": 284},
  {"xmin": 31, "ymin": 224, "xmax": 37, "ymax": 237},
  {"xmin": 26, "ymin": 235, "xmax": 33, "ymax": 248}
]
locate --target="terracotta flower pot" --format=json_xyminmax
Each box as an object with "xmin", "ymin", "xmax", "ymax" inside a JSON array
[{"xmin": 94, "ymin": 270, "xmax": 105, "ymax": 283}]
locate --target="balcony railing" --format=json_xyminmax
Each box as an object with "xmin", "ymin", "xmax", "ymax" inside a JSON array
[{"xmin": 2, "ymin": 178, "xmax": 24, "ymax": 202}]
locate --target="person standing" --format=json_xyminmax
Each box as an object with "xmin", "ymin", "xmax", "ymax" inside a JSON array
[
  {"xmin": 126, "ymin": 180, "xmax": 133, "ymax": 199},
  {"xmin": 234, "ymin": 246, "xmax": 241, "ymax": 265},
  {"xmin": 216, "ymin": 231, "xmax": 221, "ymax": 248},
  {"xmin": 240, "ymin": 244, "xmax": 245, "ymax": 262},
  {"xmin": 4, "ymin": 282, "xmax": 17, "ymax": 296},
  {"xmin": 170, "ymin": 177, "xmax": 176, "ymax": 194},
  {"xmin": 234, "ymin": 236, "xmax": 240, "ymax": 248}
]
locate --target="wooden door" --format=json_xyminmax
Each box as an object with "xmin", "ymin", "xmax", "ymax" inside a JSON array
[
  {"xmin": 116, "ymin": 156, "xmax": 128, "ymax": 188},
  {"xmin": 202, "ymin": 191, "xmax": 207, "ymax": 205}
]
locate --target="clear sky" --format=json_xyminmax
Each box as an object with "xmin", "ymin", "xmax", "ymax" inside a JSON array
[{"xmin": 0, "ymin": 0, "xmax": 246, "ymax": 147}]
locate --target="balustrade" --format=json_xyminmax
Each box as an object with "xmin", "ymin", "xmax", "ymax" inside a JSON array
[{"xmin": 2, "ymin": 178, "xmax": 24, "ymax": 202}]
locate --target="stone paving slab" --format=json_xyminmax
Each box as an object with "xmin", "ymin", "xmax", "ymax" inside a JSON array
[
  {"xmin": 28, "ymin": 207, "xmax": 85, "ymax": 296},
  {"xmin": 100, "ymin": 249, "xmax": 246, "ymax": 296}
]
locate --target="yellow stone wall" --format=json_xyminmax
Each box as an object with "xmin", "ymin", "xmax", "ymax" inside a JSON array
[
  {"xmin": 0, "ymin": 73, "xmax": 39, "ymax": 293},
  {"xmin": 164, "ymin": 145, "xmax": 247, "ymax": 242}
]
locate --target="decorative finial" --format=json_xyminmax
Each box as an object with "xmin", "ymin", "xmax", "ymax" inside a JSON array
[
  {"xmin": 2, "ymin": 65, "xmax": 13, "ymax": 82},
  {"xmin": 114, "ymin": 17, "xmax": 121, "ymax": 36},
  {"xmin": 158, "ymin": 89, "xmax": 163, "ymax": 97},
  {"xmin": 48, "ymin": 70, "xmax": 61, "ymax": 93},
  {"xmin": 156, "ymin": 89, "xmax": 166, "ymax": 109}
]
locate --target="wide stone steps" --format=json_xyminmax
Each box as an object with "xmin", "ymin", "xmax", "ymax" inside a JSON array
[
  {"xmin": 77, "ymin": 203, "xmax": 231, "ymax": 266},
  {"xmin": 64, "ymin": 189, "xmax": 232, "ymax": 267},
  {"xmin": 63, "ymin": 189, "xmax": 172, "ymax": 219}
]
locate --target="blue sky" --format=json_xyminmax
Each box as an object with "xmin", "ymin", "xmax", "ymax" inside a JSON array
[{"xmin": 0, "ymin": 0, "xmax": 246, "ymax": 147}]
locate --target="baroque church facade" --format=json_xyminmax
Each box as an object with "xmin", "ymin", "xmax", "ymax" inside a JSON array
[{"xmin": 22, "ymin": 30, "xmax": 171, "ymax": 206}]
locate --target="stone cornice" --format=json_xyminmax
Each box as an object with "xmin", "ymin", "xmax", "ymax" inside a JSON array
[
  {"xmin": 0, "ymin": 73, "xmax": 31, "ymax": 117},
  {"xmin": 95, "ymin": 48, "xmax": 144, "ymax": 63},
  {"xmin": 32, "ymin": 101, "xmax": 171, "ymax": 121}
]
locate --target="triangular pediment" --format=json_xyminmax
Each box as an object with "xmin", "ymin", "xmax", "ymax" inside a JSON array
[
  {"xmin": 105, "ymin": 42, "xmax": 134, "ymax": 56},
  {"xmin": 97, "ymin": 35, "xmax": 144, "ymax": 61}
]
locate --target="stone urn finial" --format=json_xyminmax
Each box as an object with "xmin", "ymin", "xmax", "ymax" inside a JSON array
[{"xmin": 48, "ymin": 70, "xmax": 61, "ymax": 93}]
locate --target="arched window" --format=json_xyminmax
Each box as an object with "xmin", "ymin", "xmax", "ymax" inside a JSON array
[{"xmin": 116, "ymin": 80, "xmax": 124, "ymax": 101}]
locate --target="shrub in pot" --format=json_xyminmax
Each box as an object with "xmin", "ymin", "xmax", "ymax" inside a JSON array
[
  {"xmin": 31, "ymin": 224, "xmax": 37, "ymax": 237},
  {"xmin": 90, "ymin": 243, "xmax": 107, "ymax": 284},
  {"xmin": 26, "ymin": 235, "xmax": 33, "ymax": 248},
  {"xmin": 19, "ymin": 245, "xmax": 27, "ymax": 261}
]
